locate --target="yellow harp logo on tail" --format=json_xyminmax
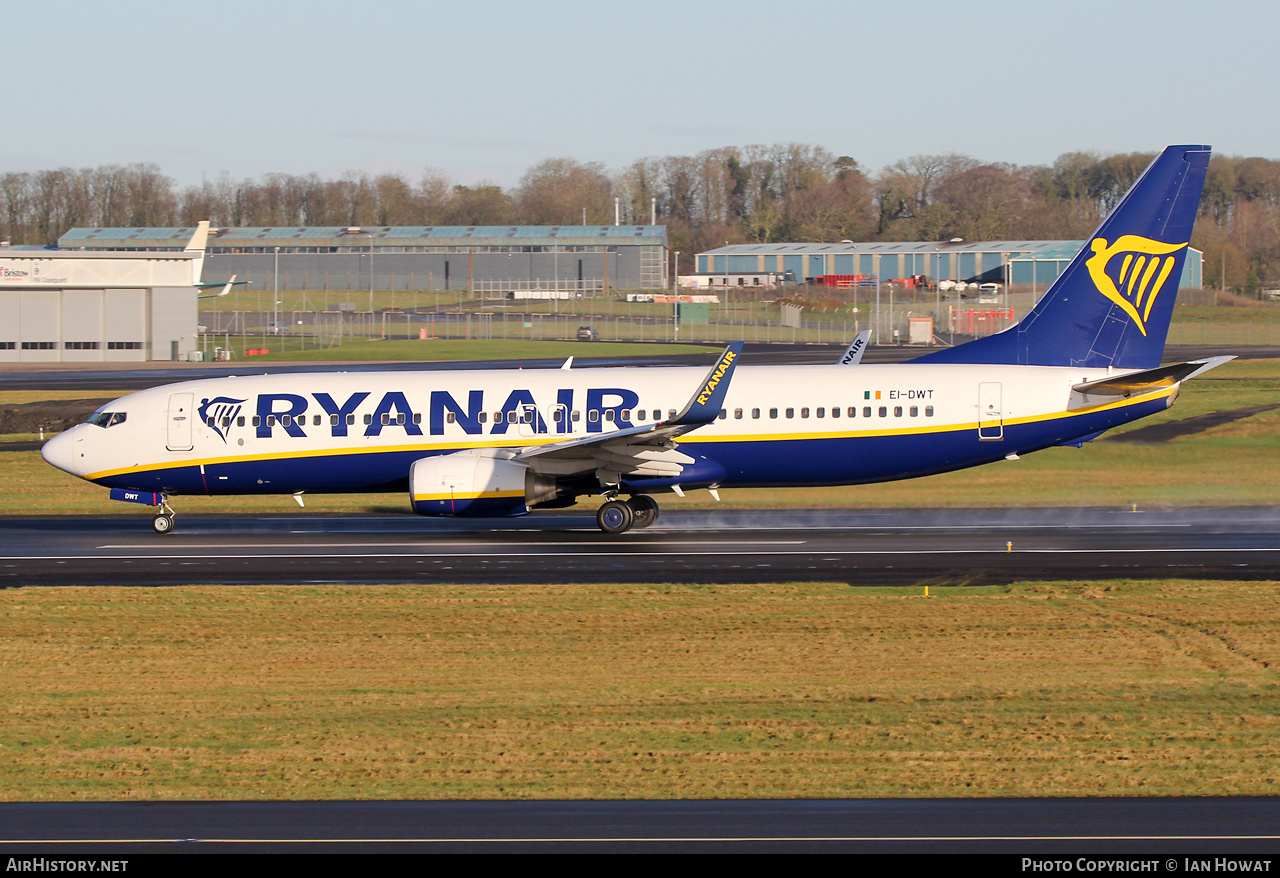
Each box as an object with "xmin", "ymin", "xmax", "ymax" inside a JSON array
[{"xmin": 1085, "ymin": 235, "xmax": 1187, "ymax": 336}]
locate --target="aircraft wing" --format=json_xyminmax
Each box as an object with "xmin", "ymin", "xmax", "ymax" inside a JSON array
[
  {"xmin": 514, "ymin": 342, "xmax": 743, "ymax": 479},
  {"xmin": 1072, "ymin": 356, "xmax": 1235, "ymax": 398}
]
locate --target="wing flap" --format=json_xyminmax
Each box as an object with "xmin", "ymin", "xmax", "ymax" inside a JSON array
[{"xmin": 1072, "ymin": 356, "xmax": 1234, "ymax": 397}]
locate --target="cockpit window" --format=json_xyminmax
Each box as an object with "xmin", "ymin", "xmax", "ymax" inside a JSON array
[{"xmin": 87, "ymin": 411, "xmax": 127, "ymax": 428}]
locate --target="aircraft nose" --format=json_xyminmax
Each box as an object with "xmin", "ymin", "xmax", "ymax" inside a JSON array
[{"xmin": 41, "ymin": 429, "xmax": 81, "ymax": 477}]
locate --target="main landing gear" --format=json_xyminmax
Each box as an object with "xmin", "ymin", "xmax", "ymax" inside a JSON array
[
  {"xmin": 151, "ymin": 497, "xmax": 176, "ymax": 535},
  {"xmin": 596, "ymin": 495, "xmax": 660, "ymax": 534}
]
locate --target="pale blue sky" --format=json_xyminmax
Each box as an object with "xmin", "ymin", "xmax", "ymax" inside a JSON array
[{"xmin": 5, "ymin": 0, "xmax": 1273, "ymax": 187}]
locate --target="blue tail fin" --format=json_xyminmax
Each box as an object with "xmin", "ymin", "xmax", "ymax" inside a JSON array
[{"xmin": 913, "ymin": 145, "xmax": 1211, "ymax": 368}]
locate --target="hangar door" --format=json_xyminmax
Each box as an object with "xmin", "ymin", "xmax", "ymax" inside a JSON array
[
  {"xmin": 19, "ymin": 292, "xmax": 59, "ymax": 362},
  {"xmin": 0, "ymin": 293, "xmax": 18, "ymax": 361},
  {"xmin": 62, "ymin": 290, "xmax": 104, "ymax": 362},
  {"xmin": 104, "ymin": 289, "xmax": 147, "ymax": 362}
]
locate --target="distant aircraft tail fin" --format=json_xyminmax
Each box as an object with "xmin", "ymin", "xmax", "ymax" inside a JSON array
[
  {"xmin": 913, "ymin": 144, "xmax": 1211, "ymax": 369},
  {"xmin": 185, "ymin": 220, "xmax": 211, "ymax": 286},
  {"xmin": 836, "ymin": 330, "xmax": 872, "ymax": 365}
]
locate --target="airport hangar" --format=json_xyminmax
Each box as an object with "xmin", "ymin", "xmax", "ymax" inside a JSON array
[
  {"xmin": 59, "ymin": 225, "xmax": 671, "ymax": 295},
  {"xmin": 694, "ymin": 240, "xmax": 1204, "ymax": 290},
  {"xmin": 0, "ymin": 223, "xmax": 208, "ymax": 363}
]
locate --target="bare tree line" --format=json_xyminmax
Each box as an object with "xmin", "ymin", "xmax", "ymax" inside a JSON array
[{"xmin": 4, "ymin": 147, "xmax": 1279, "ymax": 292}]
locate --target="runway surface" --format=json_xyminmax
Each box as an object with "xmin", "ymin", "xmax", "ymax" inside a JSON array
[
  {"xmin": 4, "ymin": 507, "xmax": 1279, "ymax": 588},
  {"xmin": 2, "ymin": 797, "xmax": 1279, "ymax": 853}
]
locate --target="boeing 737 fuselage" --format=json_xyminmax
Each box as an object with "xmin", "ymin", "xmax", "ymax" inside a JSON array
[{"xmin": 42, "ymin": 145, "xmax": 1225, "ymax": 534}]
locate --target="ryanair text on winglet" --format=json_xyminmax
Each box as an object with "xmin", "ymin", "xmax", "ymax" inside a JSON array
[{"xmin": 696, "ymin": 350, "xmax": 737, "ymax": 405}]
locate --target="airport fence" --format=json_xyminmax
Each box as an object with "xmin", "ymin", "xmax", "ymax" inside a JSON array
[
  {"xmin": 198, "ymin": 308, "xmax": 962, "ymax": 349},
  {"xmin": 197, "ymin": 309, "xmax": 1279, "ymax": 356}
]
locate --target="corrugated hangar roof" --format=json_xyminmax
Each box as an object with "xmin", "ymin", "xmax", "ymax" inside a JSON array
[
  {"xmin": 1009, "ymin": 241, "xmax": 1086, "ymax": 260},
  {"xmin": 60, "ymin": 227, "xmax": 199, "ymax": 246},
  {"xmin": 60, "ymin": 225, "xmax": 668, "ymax": 249},
  {"xmin": 701, "ymin": 240, "xmax": 1067, "ymax": 256}
]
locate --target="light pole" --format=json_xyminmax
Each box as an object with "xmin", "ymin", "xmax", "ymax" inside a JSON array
[
  {"xmin": 673, "ymin": 250, "xmax": 680, "ymax": 342},
  {"xmin": 1004, "ymin": 254, "xmax": 1012, "ymax": 317},
  {"xmin": 723, "ymin": 241, "xmax": 730, "ymax": 317},
  {"xmin": 890, "ymin": 275, "xmax": 901, "ymax": 348},
  {"xmin": 874, "ymin": 254, "xmax": 881, "ymax": 343},
  {"xmin": 934, "ymin": 249, "xmax": 941, "ymax": 346},
  {"xmin": 273, "ymin": 246, "xmax": 279, "ymax": 332}
]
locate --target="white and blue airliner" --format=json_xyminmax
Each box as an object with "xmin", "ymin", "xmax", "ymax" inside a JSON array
[{"xmin": 43, "ymin": 145, "xmax": 1227, "ymax": 534}]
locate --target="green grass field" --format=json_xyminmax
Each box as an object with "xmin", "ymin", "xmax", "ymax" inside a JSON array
[{"xmin": 2, "ymin": 579, "xmax": 1277, "ymax": 800}]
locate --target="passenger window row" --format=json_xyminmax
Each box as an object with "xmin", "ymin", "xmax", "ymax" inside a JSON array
[
  {"xmin": 209, "ymin": 403, "xmax": 938, "ymax": 430},
  {"xmin": 717, "ymin": 405, "xmax": 936, "ymax": 420}
]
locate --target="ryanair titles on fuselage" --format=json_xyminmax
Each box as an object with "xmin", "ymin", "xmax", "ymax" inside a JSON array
[{"xmin": 200, "ymin": 386, "xmax": 646, "ymax": 443}]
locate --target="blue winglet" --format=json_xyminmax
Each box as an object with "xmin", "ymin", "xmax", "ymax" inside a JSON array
[{"xmin": 667, "ymin": 342, "xmax": 743, "ymax": 426}]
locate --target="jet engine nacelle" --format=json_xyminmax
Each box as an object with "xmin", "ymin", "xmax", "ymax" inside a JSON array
[{"xmin": 409, "ymin": 452, "xmax": 557, "ymax": 517}]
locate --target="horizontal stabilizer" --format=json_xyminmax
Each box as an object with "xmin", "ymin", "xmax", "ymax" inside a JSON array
[
  {"xmin": 1072, "ymin": 356, "xmax": 1234, "ymax": 397},
  {"xmin": 197, "ymin": 274, "xmax": 241, "ymax": 299}
]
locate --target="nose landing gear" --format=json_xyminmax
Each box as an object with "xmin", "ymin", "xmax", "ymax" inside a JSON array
[{"xmin": 151, "ymin": 497, "xmax": 176, "ymax": 535}]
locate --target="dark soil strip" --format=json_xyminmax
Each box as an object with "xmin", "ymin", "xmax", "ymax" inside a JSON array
[
  {"xmin": 0, "ymin": 399, "xmax": 113, "ymax": 434},
  {"xmin": 1108, "ymin": 403, "xmax": 1280, "ymax": 443}
]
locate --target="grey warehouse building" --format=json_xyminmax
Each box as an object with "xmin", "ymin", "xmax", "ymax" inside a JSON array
[
  {"xmin": 60, "ymin": 225, "xmax": 671, "ymax": 295},
  {"xmin": 697, "ymin": 240, "xmax": 1203, "ymax": 290}
]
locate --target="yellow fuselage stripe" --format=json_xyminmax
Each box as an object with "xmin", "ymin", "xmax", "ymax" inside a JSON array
[{"xmin": 84, "ymin": 388, "xmax": 1171, "ymax": 482}]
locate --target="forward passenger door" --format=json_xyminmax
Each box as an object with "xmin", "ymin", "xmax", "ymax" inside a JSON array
[{"xmin": 166, "ymin": 393, "xmax": 194, "ymax": 451}]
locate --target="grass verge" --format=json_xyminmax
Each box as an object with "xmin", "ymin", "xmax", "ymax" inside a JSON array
[{"xmin": 2, "ymin": 579, "xmax": 1277, "ymax": 801}]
